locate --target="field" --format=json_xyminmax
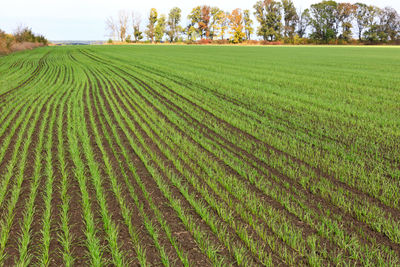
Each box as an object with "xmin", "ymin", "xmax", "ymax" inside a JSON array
[{"xmin": 0, "ymin": 45, "xmax": 399, "ymax": 266}]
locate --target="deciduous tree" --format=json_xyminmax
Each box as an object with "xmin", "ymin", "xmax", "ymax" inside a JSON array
[
  {"xmin": 146, "ymin": 8, "xmax": 158, "ymax": 43},
  {"xmin": 378, "ymin": 7, "xmax": 400, "ymax": 41},
  {"xmin": 187, "ymin": 6, "xmax": 201, "ymax": 40},
  {"xmin": 297, "ymin": 8, "xmax": 310, "ymax": 38},
  {"xmin": 354, "ymin": 3, "xmax": 369, "ymax": 41},
  {"xmin": 243, "ymin": 9, "xmax": 253, "ymax": 40},
  {"xmin": 362, "ymin": 5, "xmax": 380, "ymax": 42},
  {"xmin": 308, "ymin": 0, "xmax": 338, "ymax": 43},
  {"xmin": 155, "ymin": 14, "xmax": 166, "ymax": 42},
  {"xmin": 167, "ymin": 7, "xmax": 182, "ymax": 42},
  {"xmin": 337, "ymin": 3, "xmax": 357, "ymax": 41},
  {"xmin": 199, "ymin": 6, "xmax": 211, "ymax": 38},
  {"xmin": 282, "ymin": 0, "xmax": 298, "ymax": 40},
  {"xmin": 186, "ymin": 25, "xmax": 199, "ymax": 42},
  {"xmin": 117, "ymin": 10, "xmax": 129, "ymax": 42},
  {"xmin": 215, "ymin": 11, "xmax": 229, "ymax": 40},
  {"xmin": 105, "ymin": 16, "xmax": 117, "ymax": 41},
  {"xmin": 254, "ymin": 0, "xmax": 283, "ymax": 41},
  {"xmin": 132, "ymin": 12, "xmax": 143, "ymax": 42},
  {"xmin": 229, "ymin": 9, "xmax": 246, "ymax": 43},
  {"xmin": 210, "ymin": 7, "xmax": 223, "ymax": 40}
]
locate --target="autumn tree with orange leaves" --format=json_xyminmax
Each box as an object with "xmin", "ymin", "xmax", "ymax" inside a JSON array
[
  {"xmin": 199, "ymin": 6, "xmax": 211, "ymax": 38},
  {"xmin": 229, "ymin": 9, "xmax": 246, "ymax": 43}
]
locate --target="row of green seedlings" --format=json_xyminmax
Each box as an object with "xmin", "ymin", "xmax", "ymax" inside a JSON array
[
  {"xmin": 155, "ymin": 71, "xmax": 400, "ymax": 264},
  {"xmin": 136, "ymin": 46, "xmax": 399, "ymax": 169},
  {"xmin": 197, "ymin": 87, "xmax": 400, "ymax": 211},
  {"xmin": 63, "ymin": 53, "xmax": 148, "ymax": 266},
  {"xmin": 0, "ymin": 61, "xmax": 58, "ymax": 169},
  {"xmin": 16, "ymin": 54, "xmax": 70, "ymax": 266},
  {"xmin": 66, "ymin": 74, "xmax": 121, "ymax": 266},
  {"xmin": 0, "ymin": 51, "xmax": 50, "ymax": 110},
  {"xmin": 116, "ymin": 74, "xmax": 335, "ymax": 265},
  {"xmin": 54, "ymin": 58, "xmax": 98, "ymax": 265},
  {"xmin": 136, "ymin": 68, "xmax": 400, "ymax": 247},
  {"xmin": 0, "ymin": 58, "xmax": 57, "ymax": 212},
  {"xmin": 90, "ymin": 44, "xmax": 400, "ymax": 173},
  {"xmin": 41, "ymin": 62, "xmax": 77, "ymax": 266},
  {"xmin": 87, "ymin": 66, "xmax": 208, "ymax": 266},
  {"xmin": 128, "ymin": 55, "xmax": 400, "ymax": 213},
  {"xmin": 55, "ymin": 68, "xmax": 76, "ymax": 266},
  {"xmin": 83, "ymin": 72, "xmax": 152, "ymax": 265},
  {"xmin": 0, "ymin": 73, "xmax": 60, "ymax": 264},
  {"xmin": 87, "ymin": 47, "xmax": 400, "ymax": 264},
  {"xmin": 119, "ymin": 67, "xmax": 400, "ymax": 266},
  {"xmin": 85, "ymin": 51, "xmax": 354, "ymax": 266},
  {"xmin": 76, "ymin": 81, "xmax": 127, "ymax": 266},
  {"xmin": 0, "ymin": 61, "xmax": 59, "ymax": 211},
  {"xmin": 98, "ymin": 64, "xmax": 302, "ymax": 264},
  {"xmin": 88, "ymin": 67, "xmax": 235, "ymax": 266},
  {"xmin": 99, "ymin": 66, "xmax": 284, "ymax": 263},
  {"xmin": 0, "ymin": 53, "xmax": 41, "ymax": 102},
  {"xmin": 85, "ymin": 69, "xmax": 187, "ymax": 266},
  {"xmin": 16, "ymin": 83, "xmax": 62, "ymax": 265},
  {"xmin": 0, "ymin": 58, "xmax": 58, "ymax": 211},
  {"xmin": 79, "ymin": 48, "xmax": 400, "ymax": 266},
  {"xmin": 78, "ymin": 53, "xmax": 178, "ymax": 266},
  {"xmin": 167, "ymin": 66, "xmax": 400, "ymax": 211},
  {"xmin": 107, "ymin": 67, "xmax": 332, "ymax": 266}
]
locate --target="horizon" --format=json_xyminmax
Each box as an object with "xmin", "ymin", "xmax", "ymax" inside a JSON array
[{"xmin": 1, "ymin": 0, "xmax": 400, "ymax": 41}]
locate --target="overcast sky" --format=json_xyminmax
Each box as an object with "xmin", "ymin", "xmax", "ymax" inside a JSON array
[{"xmin": 1, "ymin": 0, "xmax": 399, "ymax": 40}]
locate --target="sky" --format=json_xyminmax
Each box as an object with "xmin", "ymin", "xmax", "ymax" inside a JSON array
[{"xmin": 1, "ymin": 0, "xmax": 399, "ymax": 41}]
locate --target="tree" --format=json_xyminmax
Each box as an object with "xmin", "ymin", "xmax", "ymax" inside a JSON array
[
  {"xmin": 354, "ymin": 3, "xmax": 370, "ymax": 41},
  {"xmin": 188, "ymin": 5, "xmax": 217, "ymax": 39},
  {"xmin": 297, "ymin": 9, "xmax": 310, "ymax": 38},
  {"xmin": 117, "ymin": 10, "xmax": 129, "ymax": 42},
  {"xmin": 362, "ymin": 5, "xmax": 380, "ymax": 42},
  {"xmin": 146, "ymin": 8, "xmax": 158, "ymax": 43},
  {"xmin": 308, "ymin": 0, "xmax": 338, "ymax": 43},
  {"xmin": 132, "ymin": 12, "xmax": 143, "ymax": 42},
  {"xmin": 187, "ymin": 6, "xmax": 201, "ymax": 41},
  {"xmin": 199, "ymin": 6, "xmax": 211, "ymax": 38},
  {"xmin": 155, "ymin": 14, "xmax": 166, "ymax": 42},
  {"xmin": 378, "ymin": 7, "xmax": 400, "ymax": 42},
  {"xmin": 337, "ymin": 3, "xmax": 357, "ymax": 41},
  {"xmin": 243, "ymin": 9, "xmax": 253, "ymax": 40},
  {"xmin": 229, "ymin": 9, "xmax": 246, "ymax": 43},
  {"xmin": 282, "ymin": 0, "xmax": 298, "ymax": 40},
  {"xmin": 167, "ymin": 7, "xmax": 182, "ymax": 42},
  {"xmin": 186, "ymin": 25, "xmax": 199, "ymax": 42},
  {"xmin": 254, "ymin": 0, "xmax": 283, "ymax": 41},
  {"xmin": 210, "ymin": 7, "xmax": 223, "ymax": 40},
  {"xmin": 14, "ymin": 26, "xmax": 39, "ymax": 43},
  {"xmin": 215, "ymin": 11, "xmax": 229, "ymax": 40},
  {"xmin": 105, "ymin": 16, "xmax": 117, "ymax": 41}
]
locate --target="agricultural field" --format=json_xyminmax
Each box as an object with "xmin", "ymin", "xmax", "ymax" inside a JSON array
[{"xmin": 0, "ymin": 45, "xmax": 399, "ymax": 266}]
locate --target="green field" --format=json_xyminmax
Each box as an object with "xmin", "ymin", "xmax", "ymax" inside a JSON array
[{"xmin": 0, "ymin": 45, "xmax": 400, "ymax": 266}]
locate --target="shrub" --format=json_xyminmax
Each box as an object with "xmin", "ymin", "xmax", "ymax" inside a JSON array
[{"xmin": 197, "ymin": 38, "xmax": 212, "ymax": 45}]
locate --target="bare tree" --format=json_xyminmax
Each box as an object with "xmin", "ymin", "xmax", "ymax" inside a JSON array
[
  {"xmin": 118, "ymin": 10, "xmax": 129, "ymax": 42},
  {"xmin": 106, "ymin": 16, "xmax": 117, "ymax": 41}
]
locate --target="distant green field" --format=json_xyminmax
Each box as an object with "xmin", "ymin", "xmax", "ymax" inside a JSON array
[{"xmin": 0, "ymin": 45, "xmax": 399, "ymax": 266}]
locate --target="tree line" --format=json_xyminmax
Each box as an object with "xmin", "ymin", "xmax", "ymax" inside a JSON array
[
  {"xmin": 106, "ymin": 0, "xmax": 400, "ymax": 44},
  {"xmin": 0, "ymin": 26, "xmax": 48, "ymax": 54}
]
